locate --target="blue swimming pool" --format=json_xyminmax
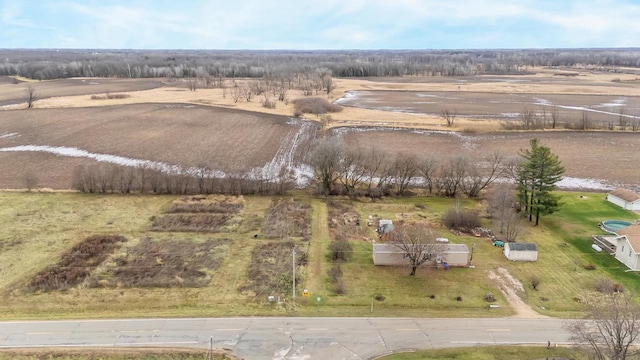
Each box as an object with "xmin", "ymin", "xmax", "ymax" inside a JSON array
[{"xmin": 600, "ymin": 220, "xmax": 632, "ymax": 234}]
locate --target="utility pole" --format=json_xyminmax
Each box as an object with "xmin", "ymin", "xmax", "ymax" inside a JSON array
[{"xmin": 292, "ymin": 247, "xmax": 296, "ymax": 301}]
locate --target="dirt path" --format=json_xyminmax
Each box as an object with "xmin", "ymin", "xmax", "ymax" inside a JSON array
[{"xmin": 487, "ymin": 267, "xmax": 548, "ymax": 319}]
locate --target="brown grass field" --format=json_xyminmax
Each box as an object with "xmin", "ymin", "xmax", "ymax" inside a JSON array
[{"xmin": 0, "ymin": 77, "xmax": 164, "ymax": 107}]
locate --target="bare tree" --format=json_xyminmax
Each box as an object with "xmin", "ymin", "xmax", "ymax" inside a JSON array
[
  {"xmin": 26, "ymin": 84, "xmax": 38, "ymax": 108},
  {"xmin": 418, "ymin": 156, "xmax": 438, "ymax": 194},
  {"xmin": 388, "ymin": 224, "xmax": 445, "ymax": 276},
  {"xmin": 390, "ymin": 153, "xmax": 419, "ymax": 195},
  {"xmin": 241, "ymin": 86, "xmax": 253, "ymax": 102},
  {"xmin": 187, "ymin": 79, "xmax": 197, "ymax": 92},
  {"xmin": 487, "ymin": 184, "xmax": 517, "ymax": 234},
  {"xmin": 520, "ymin": 108, "xmax": 536, "ymax": 129},
  {"xmin": 550, "ymin": 106, "xmax": 560, "ymax": 129},
  {"xmin": 566, "ymin": 293, "xmax": 640, "ymax": 360},
  {"xmin": 229, "ymin": 86, "xmax": 242, "ymax": 103},
  {"xmin": 581, "ymin": 111, "xmax": 591, "ymax": 130},
  {"xmin": 309, "ymin": 138, "xmax": 344, "ymax": 195},
  {"xmin": 322, "ymin": 74, "xmax": 335, "ymax": 94},
  {"xmin": 618, "ymin": 107, "xmax": 628, "ymax": 130},
  {"xmin": 502, "ymin": 209, "xmax": 526, "ymax": 242},
  {"xmin": 361, "ymin": 146, "xmax": 391, "ymax": 196},
  {"xmin": 440, "ymin": 156, "xmax": 468, "ymax": 198},
  {"xmin": 441, "ymin": 109, "xmax": 457, "ymax": 127},
  {"xmin": 337, "ymin": 148, "xmax": 367, "ymax": 196},
  {"xmin": 459, "ymin": 151, "xmax": 504, "ymax": 198},
  {"xmin": 24, "ymin": 168, "xmax": 39, "ymax": 191}
]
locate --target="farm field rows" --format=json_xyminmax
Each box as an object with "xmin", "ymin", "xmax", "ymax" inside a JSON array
[
  {"xmin": 0, "ymin": 104, "xmax": 318, "ymax": 189},
  {"xmin": 335, "ymin": 128, "xmax": 640, "ymax": 191},
  {"xmin": 0, "ymin": 67, "xmax": 638, "ymax": 193},
  {"xmin": 0, "ymin": 191, "xmax": 637, "ymax": 320}
]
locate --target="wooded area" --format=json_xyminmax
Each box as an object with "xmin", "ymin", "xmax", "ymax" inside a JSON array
[{"xmin": 1, "ymin": 48, "xmax": 639, "ymax": 80}]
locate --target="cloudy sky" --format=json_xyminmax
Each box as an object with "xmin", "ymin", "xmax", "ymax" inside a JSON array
[{"xmin": 1, "ymin": 0, "xmax": 639, "ymax": 49}]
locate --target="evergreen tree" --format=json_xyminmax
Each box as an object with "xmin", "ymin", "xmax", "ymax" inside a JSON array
[{"xmin": 516, "ymin": 138, "xmax": 565, "ymax": 226}]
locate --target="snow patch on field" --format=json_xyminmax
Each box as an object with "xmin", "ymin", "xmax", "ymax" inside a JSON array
[
  {"xmin": 557, "ymin": 176, "xmax": 615, "ymax": 191},
  {"xmin": 261, "ymin": 118, "xmax": 316, "ymax": 187},
  {"xmin": 0, "ymin": 145, "xmax": 227, "ymax": 177},
  {"xmin": 333, "ymin": 91, "xmax": 365, "ymax": 105},
  {"xmin": 0, "ymin": 132, "xmax": 19, "ymax": 139}
]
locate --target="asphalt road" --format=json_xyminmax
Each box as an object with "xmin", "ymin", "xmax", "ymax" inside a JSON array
[{"xmin": 0, "ymin": 317, "xmax": 574, "ymax": 359}]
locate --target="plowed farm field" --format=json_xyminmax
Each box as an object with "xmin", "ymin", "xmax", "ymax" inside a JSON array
[
  {"xmin": 0, "ymin": 104, "xmax": 318, "ymax": 188},
  {"xmin": 332, "ymin": 127, "xmax": 640, "ymax": 191}
]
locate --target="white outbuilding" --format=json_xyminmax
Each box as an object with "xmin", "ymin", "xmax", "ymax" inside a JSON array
[
  {"xmin": 503, "ymin": 242, "xmax": 538, "ymax": 262},
  {"xmin": 607, "ymin": 188, "xmax": 640, "ymax": 211}
]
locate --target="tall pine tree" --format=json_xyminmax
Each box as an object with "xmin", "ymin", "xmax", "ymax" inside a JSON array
[{"xmin": 516, "ymin": 138, "xmax": 565, "ymax": 226}]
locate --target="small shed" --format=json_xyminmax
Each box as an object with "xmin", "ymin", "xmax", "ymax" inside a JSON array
[
  {"xmin": 607, "ymin": 188, "xmax": 640, "ymax": 211},
  {"xmin": 373, "ymin": 243, "xmax": 469, "ymax": 267},
  {"xmin": 504, "ymin": 242, "xmax": 538, "ymax": 261}
]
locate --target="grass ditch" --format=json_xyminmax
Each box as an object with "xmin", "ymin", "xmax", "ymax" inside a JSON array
[
  {"xmin": 0, "ymin": 348, "xmax": 237, "ymax": 360},
  {"xmin": 28, "ymin": 235, "xmax": 127, "ymax": 292},
  {"xmin": 380, "ymin": 345, "xmax": 586, "ymax": 360},
  {"xmin": 91, "ymin": 237, "xmax": 231, "ymax": 288}
]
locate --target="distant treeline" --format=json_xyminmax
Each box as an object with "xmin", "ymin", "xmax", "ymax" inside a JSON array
[{"xmin": 1, "ymin": 48, "xmax": 639, "ymax": 80}]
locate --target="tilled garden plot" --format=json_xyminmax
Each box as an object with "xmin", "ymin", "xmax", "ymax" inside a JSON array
[{"xmin": 92, "ymin": 237, "xmax": 231, "ymax": 288}]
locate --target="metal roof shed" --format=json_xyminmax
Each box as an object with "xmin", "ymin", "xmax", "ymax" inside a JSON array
[{"xmin": 504, "ymin": 242, "xmax": 538, "ymax": 261}]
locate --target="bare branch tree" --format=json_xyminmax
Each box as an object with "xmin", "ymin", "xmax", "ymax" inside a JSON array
[
  {"xmin": 566, "ymin": 293, "xmax": 640, "ymax": 360},
  {"xmin": 361, "ymin": 146, "xmax": 391, "ymax": 197},
  {"xmin": 388, "ymin": 224, "xmax": 445, "ymax": 276},
  {"xmin": 581, "ymin": 111, "xmax": 591, "ymax": 130},
  {"xmin": 550, "ymin": 106, "xmax": 560, "ymax": 129},
  {"xmin": 502, "ymin": 208, "xmax": 526, "ymax": 242},
  {"xmin": 441, "ymin": 109, "xmax": 457, "ymax": 127},
  {"xmin": 487, "ymin": 184, "xmax": 517, "ymax": 234},
  {"xmin": 520, "ymin": 108, "xmax": 536, "ymax": 129},
  {"xmin": 309, "ymin": 138, "xmax": 344, "ymax": 195},
  {"xmin": 618, "ymin": 107, "xmax": 629, "ymax": 131},
  {"xmin": 418, "ymin": 156, "xmax": 438, "ymax": 195},
  {"xmin": 24, "ymin": 168, "xmax": 39, "ymax": 191},
  {"xmin": 440, "ymin": 156, "xmax": 468, "ymax": 198},
  {"xmin": 26, "ymin": 84, "xmax": 38, "ymax": 108},
  {"xmin": 229, "ymin": 87, "xmax": 241, "ymax": 103},
  {"xmin": 460, "ymin": 151, "xmax": 504, "ymax": 198},
  {"xmin": 390, "ymin": 153, "xmax": 419, "ymax": 195},
  {"xmin": 337, "ymin": 148, "xmax": 367, "ymax": 196}
]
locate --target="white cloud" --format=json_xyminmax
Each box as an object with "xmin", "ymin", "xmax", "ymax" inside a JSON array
[{"xmin": 3, "ymin": 0, "xmax": 640, "ymax": 48}]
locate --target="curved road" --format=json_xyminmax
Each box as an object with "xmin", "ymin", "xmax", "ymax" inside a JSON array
[{"xmin": 0, "ymin": 317, "xmax": 574, "ymax": 359}]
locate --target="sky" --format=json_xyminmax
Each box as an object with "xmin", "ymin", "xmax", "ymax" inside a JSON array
[{"xmin": 1, "ymin": 0, "xmax": 639, "ymax": 50}]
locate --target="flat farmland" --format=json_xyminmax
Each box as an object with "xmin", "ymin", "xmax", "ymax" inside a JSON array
[
  {"xmin": 0, "ymin": 104, "xmax": 318, "ymax": 188},
  {"xmin": 335, "ymin": 90, "xmax": 640, "ymax": 123},
  {"xmin": 0, "ymin": 77, "xmax": 164, "ymax": 107},
  {"xmin": 334, "ymin": 128, "xmax": 640, "ymax": 191}
]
